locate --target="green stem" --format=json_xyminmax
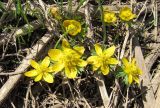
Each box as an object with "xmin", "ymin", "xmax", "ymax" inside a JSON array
[
  {"xmin": 68, "ymin": 0, "xmax": 72, "ymax": 15},
  {"xmin": 54, "ymin": 32, "xmax": 68, "ymax": 49},
  {"xmin": 97, "ymin": 0, "xmax": 107, "ymax": 46}
]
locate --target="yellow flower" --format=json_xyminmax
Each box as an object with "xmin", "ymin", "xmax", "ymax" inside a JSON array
[
  {"xmin": 103, "ymin": 9, "xmax": 117, "ymax": 23},
  {"xmin": 63, "ymin": 20, "xmax": 81, "ymax": 36},
  {"xmin": 119, "ymin": 7, "xmax": 136, "ymax": 21},
  {"xmin": 87, "ymin": 44, "xmax": 119, "ymax": 75},
  {"xmin": 122, "ymin": 58, "xmax": 142, "ymax": 84},
  {"xmin": 50, "ymin": 7, "xmax": 62, "ymax": 20},
  {"xmin": 24, "ymin": 57, "xmax": 54, "ymax": 83},
  {"xmin": 48, "ymin": 39, "xmax": 87, "ymax": 79}
]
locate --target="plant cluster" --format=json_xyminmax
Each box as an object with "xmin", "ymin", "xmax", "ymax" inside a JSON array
[{"xmin": 24, "ymin": 6, "xmax": 142, "ymax": 86}]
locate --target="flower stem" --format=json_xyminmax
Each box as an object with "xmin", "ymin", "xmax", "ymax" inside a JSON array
[
  {"xmin": 97, "ymin": 0, "xmax": 107, "ymax": 46},
  {"xmin": 54, "ymin": 32, "xmax": 68, "ymax": 49}
]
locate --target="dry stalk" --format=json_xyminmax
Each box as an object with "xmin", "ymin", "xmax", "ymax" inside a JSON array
[
  {"xmin": 153, "ymin": 65, "xmax": 160, "ymax": 108},
  {"xmin": 0, "ymin": 0, "xmax": 13, "ymax": 25},
  {"xmin": 154, "ymin": 83, "xmax": 160, "ymax": 108},
  {"xmin": 120, "ymin": 24, "xmax": 129, "ymax": 59},
  {"xmin": 24, "ymin": 81, "xmax": 32, "ymax": 108},
  {"xmin": 0, "ymin": 70, "xmax": 27, "ymax": 75},
  {"xmin": 84, "ymin": 3, "xmax": 93, "ymax": 38},
  {"xmin": 0, "ymin": 30, "xmax": 15, "ymax": 60},
  {"xmin": 152, "ymin": 0, "xmax": 158, "ymax": 40},
  {"xmin": 29, "ymin": 86, "xmax": 37, "ymax": 108},
  {"xmin": 74, "ymin": 80, "xmax": 91, "ymax": 108},
  {"xmin": 133, "ymin": 37, "xmax": 156, "ymax": 108},
  {"xmin": 151, "ymin": 64, "xmax": 160, "ymax": 96},
  {"xmin": 145, "ymin": 39, "xmax": 160, "ymax": 94},
  {"xmin": 67, "ymin": 81, "xmax": 80, "ymax": 108},
  {"xmin": 135, "ymin": 0, "xmax": 149, "ymax": 21},
  {"xmin": 124, "ymin": 87, "xmax": 129, "ymax": 108},
  {"xmin": 145, "ymin": 46, "xmax": 160, "ymax": 78},
  {"xmin": 95, "ymin": 74, "xmax": 110, "ymax": 108}
]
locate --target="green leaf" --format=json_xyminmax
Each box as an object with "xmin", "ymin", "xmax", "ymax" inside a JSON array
[
  {"xmin": 78, "ymin": 67, "xmax": 84, "ymax": 73},
  {"xmin": 16, "ymin": 0, "xmax": 22, "ymax": 16},
  {"xmin": 124, "ymin": 75, "xmax": 129, "ymax": 85},
  {"xmin": 115, "ymin": 66, "xmax": 126, "ymax": 78},
  {"xmin": 116, "ymin": 72, "xmax": 125, "ymax": 78},
  {"xmin": 0, "ymin": 1, "xmax": 5, "ymax": 11}
]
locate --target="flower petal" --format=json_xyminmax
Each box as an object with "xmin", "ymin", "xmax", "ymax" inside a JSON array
[
  {"xmin": 77, "ymin": 59, "xmax": 87, "ymax": 67},
  {"xmin": 24, "ymin": 70, "xmax": 39, "ymax": 77},
  {"xmin": 30, "ymin": 60, "xmax": 40, "ymax": 70},
  {"xmin": 100, "ymin": 65, "xmax": 109, "ymax": 75},
  {"xmin": 34, "ymin": 73, "xmax": 43, "ymax": 82},
  {"xmin": 122, "ymin": 58, "xmax": 129, "ymax": 67},
  {"xmin": 47, "ymin": 67, "xmax": 55, "ymax": 73},
  {"xmin": 73, "ymin": 46, "xmax": 85, "ymax": 57},
  {"xmin": 87, "ymin": 56, "xmax": 101, "ymax": 71},
  {"xmin": 104, "ymin": 11, "xmax": 117, "ymax": 23},
  {"xmin": 48, "ymin": 49, "xmax": 63, "ymax": 61},
  {"xmin": 63, "ymin": 20, "xmax": 81, "ymax": 36},
  {"xmin": 93, "ymin": 65, "xmax": 101, "ymax": 71},
  {"xmin": 128, "ymin": 74, "xmax": 133, "ymax": 84},
  {"xmin": 50, "ymin": 7, "xmax": 61, "ymax": 20},
  {"xmin": 62, "ymin": 39, "xmax": 70, "ymax": 50},
  {"xmin": 131, "ymin": 58, "xmax": 136, "ymax": 65},
  {"xmin": 103, "ymin": 46, "xmax": 116, "ymax": 58},
  {"xmin": 52, "ymin": 62, "xmax": 64, "ymax": 72},
  {"xmin": 71, "ymin": 20, "xmax": 81, "ymax": 32},
  {"xmin": 87, "ymin": 56, "xmax": 99, "ymax": 64},
  {"xmin": 63, "ymin": 20, "xmax": 71, "ymax": 28},
  {"xmin": 69, "ymin": 49, "xmax": 82, "ymax": 59},
  {"xmin": 43, "ymin": 73, "xmax": 54, "ymax": 83},
  {"xmin": 68, "ymin": 26, "xmax": 79, "ymax": 36},
  {"xmin": 108, "ymin": 58, "xmax": 119, "ymax": 65},
  {"xmin": 65, "ymin": 66, "xmax": 77, "ymax": 79},
  {"xmin": 94, "ymin": 44, "xmax": 102, "ymax": 56},
  {"xmin": 130, "ymin": 14, "xmax": 136, "ymax": 19},
  {"xmin": 41, "ymin": 56, "xmax": 50, "ymax": 69},
  {"xmin": 119, "ymin": 7, "xmax": 135, "ymax": 21},
  {"xmin": 133, "ymin": 76, "xmax": 140, "ymax": 84},
  {"xmin": 137, "ymin": 68, "xmax": 143, "ymax": 75}
]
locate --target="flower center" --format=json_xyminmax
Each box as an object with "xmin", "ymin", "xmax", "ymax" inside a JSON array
[
  {"xmin": 105, "ymin": 14, "xmax": 114, "ymax": 21},
  {"xmin": 64, "ymin": 53, "xmax": 77, "ymax": 67},
  {"xmin": 100, "ymin": 55, "xmax": 109, "ymax": 65},
  {"xmin": 67, "ymin": 24, "xmax": 77, "ymax": 32},
  {"xmin": 106, "ymin": 15, "xmax": 112, "ymax": 21},
  {"xmin": 122, "ymin": 10, "xmax": 132, "ymax": 17},
  {"xmin": 40, "ymin": 67, "xmax": 47, "ymax": 74}
]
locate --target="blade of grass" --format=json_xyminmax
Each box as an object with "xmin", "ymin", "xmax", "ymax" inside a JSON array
[
  {"xmin": 0, "ymin": 1, "xmax": 5, "ymax": 11},
  {"xmin": 16, "ymin": 0, "xmax": 22, "ymax": 16},
  {"xmin": 16, "ymin": 0, "xmax": 32, "ymax": 40},
  {"xmin": 97, "ymin": 0, "xmax": 107, "ymax": 46},
  {"xmin": 74, "ymin": 0, "xmax": 86, "ymax": 13},
  {"xmin": 68, "ymin": 0, "xmax": 72, "ymax": 12}
]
